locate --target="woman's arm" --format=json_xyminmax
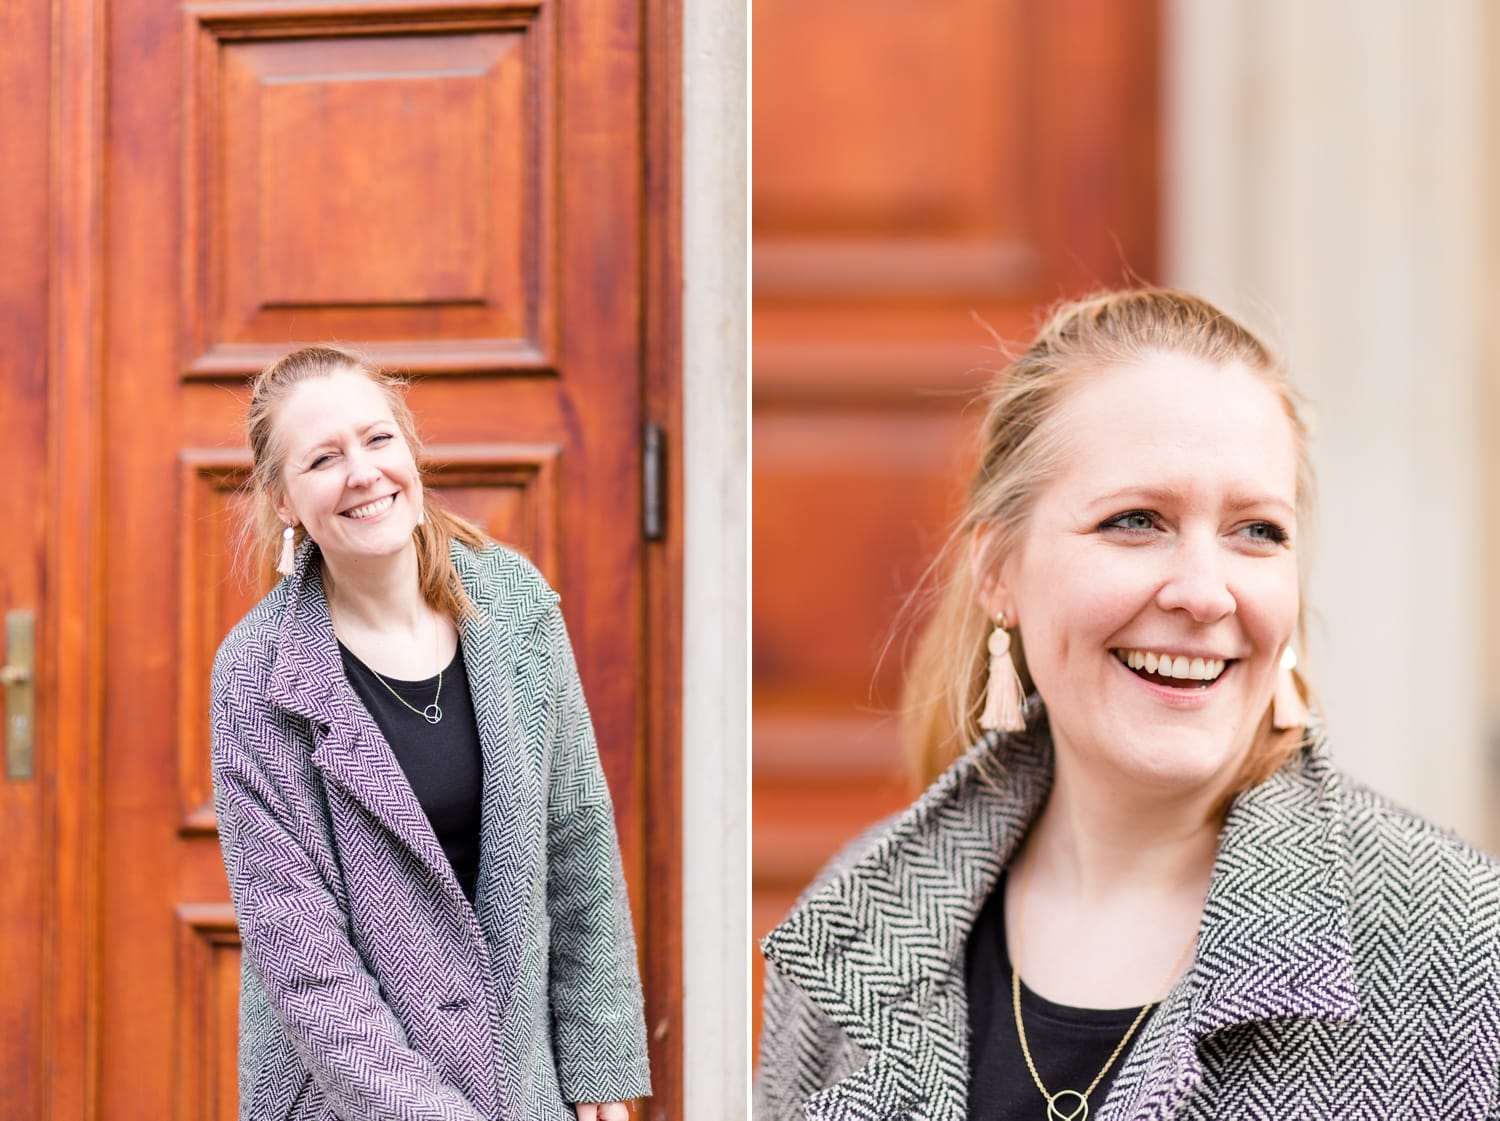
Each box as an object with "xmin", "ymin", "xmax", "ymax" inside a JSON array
[
  {"xmin": 212, "ymin": 656, "xmax": 487, "ymax": 1121},
  {"xmin": 537, "ymin": 603, "xmax": 652, "ymax": 1105}
]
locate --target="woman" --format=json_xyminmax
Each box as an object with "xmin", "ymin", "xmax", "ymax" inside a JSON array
[
  {"xmin": 754, "ymin": 290, "xmax": 1500, "ymax": 1119},
  {"xmin": 211, "ymin": 346, "xmax": 649, "ymax": 1121}
]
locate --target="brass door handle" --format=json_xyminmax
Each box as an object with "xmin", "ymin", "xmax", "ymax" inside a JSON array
[{"xmin": 4, "ymin": 611, "xmax": 34, "ymax": 780}]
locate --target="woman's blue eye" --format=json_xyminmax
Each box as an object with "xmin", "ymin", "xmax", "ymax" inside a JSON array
[
  {"xmin": 1102, "ymin": 511, "xmax": 1156, "ymax": 532},
  {"xmin": 1242, "ymin": 521, "xmax": 1289, "ymax": 545},
  {"xmin": 370, "ymin": 433, "xmax": 393, "ymax": 445}
]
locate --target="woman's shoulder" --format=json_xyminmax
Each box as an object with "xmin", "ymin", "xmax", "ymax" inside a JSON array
[
  {"xmin": 1337, "ymin": 772, "xmax": 1500, "ymax": 889},
  {"xmin": 212, "ymin": 579, "xmax": 291, "ymax": 682},
  {"xmin": 1320, "ymin": 764, "xmax": 1500, "ymax": 990},
  {"xmin": 451, "ymin": 539, "xmax": 560, "ymax": 625},
  {"xmin": 1249, "ymin": 733, "xmax": 1500, "ymax": 896},
  {"xmin": 777, "ymin": 726, "xmax": 1048, "ymax": 910}
]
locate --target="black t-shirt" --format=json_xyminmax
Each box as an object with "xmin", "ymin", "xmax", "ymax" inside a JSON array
[
  {"xmin": 966, "ymin": 875, "xmax": 1155, "ymax": 1120},
  {"xmin": 339, "ymin": 641, "xmax": 484, "ymax": 902}
]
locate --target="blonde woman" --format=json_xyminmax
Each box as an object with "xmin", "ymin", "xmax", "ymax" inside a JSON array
[
  {"xmin": 211, "ymin": 346, "xmax": 648, "ymax": 1121},
  {"xmin": 754, "ymin": 290, "xmax": 1500, "ymax": 1119}
]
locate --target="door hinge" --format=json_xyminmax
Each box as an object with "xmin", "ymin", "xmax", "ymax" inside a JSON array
[{"xmin": 642, "ymin": 421, "xmax": 665, "ymax": 542}]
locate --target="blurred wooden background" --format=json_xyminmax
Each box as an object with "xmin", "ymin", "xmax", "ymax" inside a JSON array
[{"xmin": 752, "ymin": 0, "xmax": 1161, "ymax": 1046}]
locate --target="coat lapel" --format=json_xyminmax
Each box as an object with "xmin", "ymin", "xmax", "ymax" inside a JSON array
[
  {"xmin": 761, "ymin": 723, "xmax": 1055, "ymax": 1120},
  {"xmin": 265, "ymin": 542, "xmax": 468, "ymax": 904},
  {"xmin": 450, "ymin": 543, "xmax": 548, "ymax": 1016},
  {"xmin": 1100, "ymin": 729, "xmax": 1362, "ymax": 1119}
]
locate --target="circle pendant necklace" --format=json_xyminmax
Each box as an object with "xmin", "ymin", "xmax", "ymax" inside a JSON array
[
  {"xmin": 1011, "ymin": 970, "xmax": 1153, "ymax": 1121},
  {"xmin": 1010, "ymin": 852, "xmax": 1200, "ymax": 1121},
  {"xmin": 368, "ymin": 614, "xmax": 445, "ymax": 724}
]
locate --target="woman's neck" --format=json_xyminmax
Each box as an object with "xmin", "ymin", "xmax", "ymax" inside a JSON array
[
  {"xmin": 1025, "ymin": 754, "xmax": 1223, "ymax": 906},
  {"xmin": 319, "ymin": 547, "xmax": 428, "ymax": 635},
  {"xmin": 1005, "ymin": 758, "xmax": 1222, "ymax": 1006}
]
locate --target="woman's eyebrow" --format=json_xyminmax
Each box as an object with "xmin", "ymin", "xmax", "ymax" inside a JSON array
[
  {"xmin": 1084, "ymin": 485, "xmax": 1294, "ymax": 516},
  {"xmin": 1089, "ymin": 484, "xmax": 1188, "ymax": 505},
  {"xmin": 291, "ymin": 420, "xmax": 391, "ymax": 464}
]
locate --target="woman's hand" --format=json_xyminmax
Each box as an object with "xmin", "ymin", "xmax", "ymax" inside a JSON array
[{"xmin": 574, "ymin": 1103, "xmax": 629, "ymax": 1121}]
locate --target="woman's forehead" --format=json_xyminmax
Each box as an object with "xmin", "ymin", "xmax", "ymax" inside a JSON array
[
  {"xmin": 1048, "ymin": 356, "xmax": 1298, "ymax": 499},
  {"xmin": 276, "ymin": 370, "xmax": 395, "ymax": 440}
]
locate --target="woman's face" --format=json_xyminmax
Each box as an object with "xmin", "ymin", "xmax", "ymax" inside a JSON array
[
  {"xmin": 272, "ymin": 369, "xmax": 423, "ymax": 572},
  {"xmin": 990, "ymin": 353, "xmax": 1301, "ymax": 797}
]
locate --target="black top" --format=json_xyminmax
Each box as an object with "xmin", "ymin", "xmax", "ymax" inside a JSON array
[
  {"xmin": 338, "ymin": 641, "xmax": 484, "ymax": 902},
  {"xmin": 966, "ymin": 875, "xmax": 1156, "ymax": 1120}
]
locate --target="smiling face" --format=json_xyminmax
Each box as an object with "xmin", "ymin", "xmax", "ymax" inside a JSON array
[
  {"xmin": 987, "ymin": 352, "xmax": 1301, "ymax": 798},
  {"xmin": 271, "ymin": 368, "xmax": 423, "ymax": 572}
]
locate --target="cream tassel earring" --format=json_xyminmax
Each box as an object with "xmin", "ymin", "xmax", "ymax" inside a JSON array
[
  {"xmin": 1272, "ymin": 645, "xmax": 1308, "ymax": 730},
  {"xmin": 978, "ymin": 613, "xmax": 1027, "ymax": 733},
  {"xmin": 276, "ymin": 524, "xmax": 297, "ymax": 577}
]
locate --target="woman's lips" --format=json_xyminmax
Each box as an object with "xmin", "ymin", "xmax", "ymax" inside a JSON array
[
  {"xmin": 341, "ymin": 494, "xmax": 396, "ymax": 520},
  {"xmin": 1111, "ymin": 648, "xmax": 1232, "ymax": 690}
]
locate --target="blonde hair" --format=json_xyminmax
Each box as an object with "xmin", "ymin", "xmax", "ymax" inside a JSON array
[
  {"xmin": 902, "ymin": 289, "xmax": 1315, "ymax": 795},
  {"xmin": 245, "ymin": 345, "xmax": 489, "ymax": 621}
]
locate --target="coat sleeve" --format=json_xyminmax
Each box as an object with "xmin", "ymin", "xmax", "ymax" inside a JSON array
[
  {"xmin": 211, "ymin": 649, "xmax": 488, "ymax": 1121},
  {"xmin": 536, "ymin": 603, "xmax": 652, "ymax": 1103}
]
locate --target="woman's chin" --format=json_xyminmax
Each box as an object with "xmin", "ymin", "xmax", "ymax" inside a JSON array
[
  {"xmin": 1069, "ymin": 720, "xmax": 1251, "ymax": 800},
  {"xmin": 318, "ymin": 526, "xmax": 420, "ymax": 570}
]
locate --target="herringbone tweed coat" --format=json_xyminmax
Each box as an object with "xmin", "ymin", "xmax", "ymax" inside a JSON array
[
  {"xmin": 212, "ymin": 540, "xmax": 650, "ymax": 1121},
  {"xmin": 756, "ymin": 713, "xmax": 1500, "ymax": 1120}
]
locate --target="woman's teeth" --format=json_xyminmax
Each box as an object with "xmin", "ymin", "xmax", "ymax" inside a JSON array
[
  {"xmin": 343, "ymin": 495, "xmax": 395, "ymax": 519},
  {"xmin": 1114, "ymin": 649, "xmax": 1227, "ymax": 683}
]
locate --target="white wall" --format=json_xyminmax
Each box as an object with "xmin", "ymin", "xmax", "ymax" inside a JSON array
[
  {"xmin": 682, "ymin": 0, "xmax": 748, "ymax": 1112},
  {"xmin": 1164, "ymin": 0, "xmax": 1493, "ymax": 846}
]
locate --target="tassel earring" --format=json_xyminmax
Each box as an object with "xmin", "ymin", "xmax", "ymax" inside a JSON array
[
  {"xmin": 1272, "ymin": 645, "xmax": 1308, "ymax": 730},
  {"xmin": 276, "ymin": 524, "xmax": 297, "ymax": 577},
  {"xmin": 978, "ymin": 613, "xmax": 1027, "ymax": 734}
]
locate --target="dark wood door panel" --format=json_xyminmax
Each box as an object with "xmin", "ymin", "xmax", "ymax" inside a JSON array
[{"xmin": 183, "ymin": 5, "xmax": 559, "ymax": 374}]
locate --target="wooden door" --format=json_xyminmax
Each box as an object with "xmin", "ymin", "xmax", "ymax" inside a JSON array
[
  {"xmin": 752, "ymin": 0, "xmax": 1161, "ymax": 1037},
  {"xmin": 0, "ymin": 1, "xmax": 51, "ymax": 1116},
  {"xmin": 11, "ymin": 0, "xmax": 683, "ymax": 1117}
]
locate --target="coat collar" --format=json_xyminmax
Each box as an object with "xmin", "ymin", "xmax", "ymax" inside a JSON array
[{"xmin": 760, "ymin": 714, "xmax": 1361, "ymax": 1120}]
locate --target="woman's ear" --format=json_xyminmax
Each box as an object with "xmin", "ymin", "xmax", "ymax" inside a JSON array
[
  {"xmin": 272, "ymin": 489, "xmax": 295, "ymax": 528},
  {"xmin": 969, "ymin": 527, "xmax": 1012, "ymax": 624}
]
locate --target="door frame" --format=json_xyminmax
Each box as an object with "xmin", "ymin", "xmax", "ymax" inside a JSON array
[
  {"xmin": 641, "ymin": 0, "xmax": 686, "ymax": 1114},
  {"xmin": 39, "ymin": 0, "xmax": 685, "ymax": 1116}
]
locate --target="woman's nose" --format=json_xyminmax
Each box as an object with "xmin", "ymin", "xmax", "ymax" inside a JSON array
[
  {"xmin": 1155, "ymin": 538, "xmax": 1236, "ymax": 622},
  {"xmin": 344, "ymin": 450, "xmax": 382, "ymax": 488}
]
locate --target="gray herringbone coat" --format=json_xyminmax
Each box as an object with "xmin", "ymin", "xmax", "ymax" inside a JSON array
[
  {"xmin": 755, "ymin": 715, "xmax": 1500, "ymax": 1119},
  {"xmin": 212, "ymin": 540, "xmax": 650, "ymax": 1121}
]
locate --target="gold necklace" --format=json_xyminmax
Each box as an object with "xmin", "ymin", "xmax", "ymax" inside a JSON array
[
  {"xmin": 1010, "ymin": 971, "xmax": 1154, "ymax": 1121},
  {"xmin": 1009, "ymin": 855, "xmax": 1199, "ymax": 1121},
  {"xmin": 366, "ymin": 615, "xmax": 445, "ymax": 725}
]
